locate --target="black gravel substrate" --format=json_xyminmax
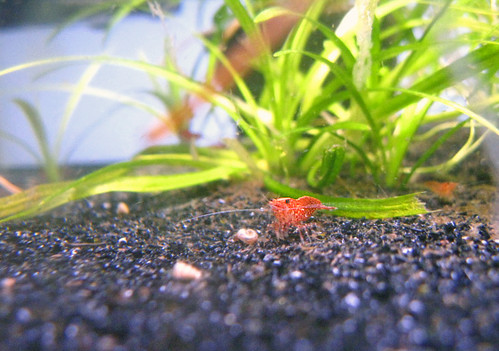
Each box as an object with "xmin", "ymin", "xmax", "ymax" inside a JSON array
[{"xmin": 0, "ymin": 180, "xmax": 498, "ymax": 351}]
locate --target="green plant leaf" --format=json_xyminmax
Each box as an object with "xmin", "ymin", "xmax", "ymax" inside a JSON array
[
  {"xmin": 385, "ymin": 100, "xmax": 432, "ymax": 187},
  {"xmin": 55, "ymin": 63, "xmax": 101, "ymax": 157},
  {"xmin": 275, "ymin": 49, "xmax": 380, "ymax": 145},
  {"xmin": 224, "ymin": 0, "xmax": 258, "ymax": 36},
  {"xmin": 264, "ymin": 176, "xmax": 427, "ymax": 219},
  {"xmin": 49, "ymin": 1, "xmax": 116, "ymax": 41},
  {"xmin": 401, "ymin": 119, "xmax": 469, "ymax": 187},
  {"xmin": 254, "ymin": 6, "xmax": 294, "ymax": 23},
  {"xmin": 106, "ymin": 0, "xmax": 148, "ymax": 35},
  {"xmin": 307, "ymin": 145, "xmax": 345, "ymax": 189},
  {"xmin": 376, "ymin": 87, "xmax": 499, "ymax": 135},
  {"xmin": 374, "ymin": 44, "xmax": 499, "ymax": 118},
  {"xmin": 12, "ymin": 99, "xmax": 60, "ymax": 181},
  {"xmin": 0, "ymin": 151, "xmax": 249, "ymax": 223}
]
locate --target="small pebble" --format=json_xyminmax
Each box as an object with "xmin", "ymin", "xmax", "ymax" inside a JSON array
[
  {"xmin": 116, "ymin": 202, "xmax": 130, "ymax": 215},
  {"xmin": 234, "ymin": 228, "xmax": 259, "ymax": 245},
  {"xmin": 118, "ymin": 237, "xmax": 128, "ymax": 246},
  {"xmin": 289, "ymin": 270, "xmax": 303, "ymax": 279},
  {"xmin": 1, "ymin": 277, "xmax": 16, "ymax": 289},
  {"xmin": 172, "ymin": 261, "xmax": 203, "ymax": 281},
  {"xmin": 344, "ymin": 292, "xmax": 360, "ymax": 309}
]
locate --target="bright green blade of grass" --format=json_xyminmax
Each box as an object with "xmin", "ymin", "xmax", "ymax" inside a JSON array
[
  {"xmin": 385, "ymin": 0, "xmax": 453, "ymax": 90},
  {"xmin": 0, "ymin": 153, "xmax": 249, "ymax": 223},
  {"xmin": 302, "ymin": 14, "xmax": 356, "ymax": 70},
  {"xmin": 264, "ymin": 176, "xmax": 427, "ymax": 219},
  {"xmin": 53, "ymin": 83, "xmax": 164, "ymax": 119},
  {"xmin": 385, "ymin": 100, "xmax": 432, "ymax": 187},
  {"xmin": 401, "ymin": 119, "xmax": 469, "ymax": 187},
  {"xmin": 306, "ymin": 145, "xmax": 345, "ymax": 189},
  {"xmin": 274, "ymin": 0, "xmax": 327, "ymax": 129},
  {"xmin": 275, "ymin": 49, "xmax": 380, "ymax": 145},
  {"xmin": 0, "ymin": 55, "xmax": 229, "ymax": 110},
  {"xmin": 0, "ymin": 182, "xmax": 73, "ymax": 220},
  {"xmin": 253, "ymin": 6, "xmax": 293, "ymax": 23},
  {"xmin": 137, "ymin": 144, "xmax": 242, "ymax": 159},
  {"xmin": 106, "ymin": 0, "xmax": 148, "ymax": 35},
  {"xmin": 374, "ymin": 44, "xmax": 499, "ymax": 118},
  {"xmin": 13, "ymin": 99, "xmax": 60, "ymax": 181},
  {"xmin": 55, "ymin": 63, "xmax": 101, "ymax": 158},
  {"xmin": 377, "ymin": 87, "xmax": 499, "ymax": 135},
  {"xmin": 225, "ymin": 0, "xmax": 258, "ymax": 35}
]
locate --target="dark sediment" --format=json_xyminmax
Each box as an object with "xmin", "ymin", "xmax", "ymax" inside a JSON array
[{"xmin": 0, "ymin": 174, "xmax": 498, "ymax": 350}]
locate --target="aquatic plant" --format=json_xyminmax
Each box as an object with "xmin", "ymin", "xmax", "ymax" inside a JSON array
[{"xmin": 0, "ymin": 0, "xmax": 497, "ymax": 222}]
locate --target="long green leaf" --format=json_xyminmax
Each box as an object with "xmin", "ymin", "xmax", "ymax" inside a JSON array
[
  {"xmin": 224, "ymin": 0, "xmax": 258, "ymax": 36},
  {"xmin": 275, "ymin": 49, "xmax": 380, "ymax": 141},
  {"xmin": 13, "ymin": 99, "xmax": 59, "ymax": 181},
  {"xmin": 107, "ymin": 0, "xmax": 148, "ymax": 34},
  {"xmin": 49, "ymin": 1, "xmax": 116, "ymax": 41},
  {"xmin": 386, "ymin": 0, "xmax": 453, "ymax": 90},
  {"xmin": 55, "ymin": 63, "xmax": 101, "ymax": 157},
  {"xmin": 0, "ymin": 153, "xmax": 249, "ymax": 223},
  {"xmin": 264, "ymin": 176, "xmax": 427, "ymax": 219},
  {"xmin": 374, "ymin": 44, "xmax": 499, "ymax": 118},
  {"xmin": 385, "ymin": 100, "xmax": 432, "ymax": 187},
  {"xmin": 376, "ymin": 87, "xmax": 499, "ymax": 135},
  {"xmin": 401, "ymin": 119, "xmax": 469, "ymax": 187}
]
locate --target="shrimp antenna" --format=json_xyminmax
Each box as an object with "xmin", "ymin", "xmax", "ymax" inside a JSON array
[{"xmin": 182, "ymin": 207, "xmax": 266, "ymax": 223}]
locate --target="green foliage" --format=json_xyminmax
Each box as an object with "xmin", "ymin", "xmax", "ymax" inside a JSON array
[
  {"xmin": 49, "ymin": 0, "xmax": 182, "ymax": 42},
  {"xmin": 0, "ymin": 146, "xmax": 248, "ymax": 223},
  {"xmin": 1, "ymin": 0, "xmax": 498, "ymax": 222},
  {"xmin": 2, "ymin": 63, "xmax": 102, "ymax": 182},
  {"xmin": 306, "ymin": 146, "xmax": 345, "ymax": 189},
  {"xmin": 264, "ymin": 176, "xmax": 427, "ymax": 219},
  {"xmin": 12, "ymin": 99, "xmax": 60, "ymax": 182}
]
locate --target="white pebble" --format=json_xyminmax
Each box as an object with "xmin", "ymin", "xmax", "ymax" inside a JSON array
[
  {"xmin": 116, "ymin": 202, "xmax": 130, "ymax": 215},
  {"xmin": 234, "ymin": 228, "xmax": 259, "ymax": 245},
  {"xmin": 172, "ymin": 261, "xmax": 202, "ymax": 281}
]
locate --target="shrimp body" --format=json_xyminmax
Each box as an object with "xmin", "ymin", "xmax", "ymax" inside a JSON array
[
  {"xmin": 269, "ymin": 196, "xmax": 335, "ymax": 239},
  {"xmin": 183, "ymin": 195, "xmax": 336, "ymax": 241}
]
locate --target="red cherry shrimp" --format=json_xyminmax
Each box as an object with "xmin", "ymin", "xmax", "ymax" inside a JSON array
[
  {"xmin": 268, "ymin": 196, "xmax": 336, "ymax": 240},
  {"xmin": 182, "ymin": 196, "xmax": 336, "ymax": 240}
]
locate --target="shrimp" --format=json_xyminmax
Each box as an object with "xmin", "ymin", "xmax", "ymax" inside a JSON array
[
  {"xmin": 269, "ymin": 196, "xmax": 336, "ymax": 240},
  {"xmin": 183, "ymin": 195, "xmax": 336, "ymax": 241},
  {"xmin": 423, "ymin": 181, "xmax": 458, "ymax": 199}
]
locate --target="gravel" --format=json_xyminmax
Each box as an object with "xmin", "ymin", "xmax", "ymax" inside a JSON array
[{"xmin": 0, "ymin": 179, "xmax": 498, "ymax": 351}]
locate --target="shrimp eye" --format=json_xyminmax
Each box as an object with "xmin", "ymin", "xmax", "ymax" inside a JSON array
[{"xmin": 285, "ymin": 199, "xmax": 291, "ymax": 204}]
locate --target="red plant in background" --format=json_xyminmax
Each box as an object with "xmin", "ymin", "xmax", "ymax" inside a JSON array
[{"xmin": 147, "ymin": 0, "xmax": 315, "ymax": 142}]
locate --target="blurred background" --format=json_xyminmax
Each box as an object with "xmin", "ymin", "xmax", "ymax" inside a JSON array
[{"xmin": 0, "ymin": 0, "xmax": 232, "ymax": 169}]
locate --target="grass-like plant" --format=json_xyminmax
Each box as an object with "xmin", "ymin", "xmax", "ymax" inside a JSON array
[
  {"xmin": 0, "ymin": 0, "xmax": 497, "ymax": 223},
  {"xmin": 1, "ymin": 63, "xmax": 103, "ymax": 182}
]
